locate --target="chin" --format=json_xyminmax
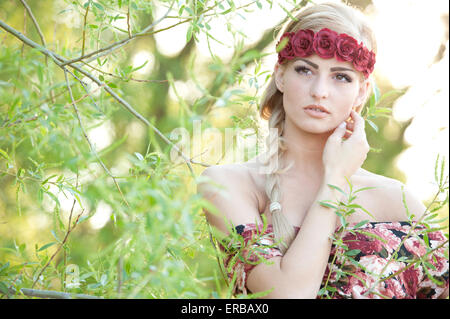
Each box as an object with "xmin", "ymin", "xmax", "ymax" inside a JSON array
[{"xmin": 296, "ymin": 120, "xmax": 335, "ymax": 134}]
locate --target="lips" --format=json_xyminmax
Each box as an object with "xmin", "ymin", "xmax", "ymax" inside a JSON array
[
  {"xmin": 303, "ymin": 104, "xmax": 330, "ymax": 119},
  {"xmin": 303, "ymin": 104, "xmax": 330, "ymax": 114}
]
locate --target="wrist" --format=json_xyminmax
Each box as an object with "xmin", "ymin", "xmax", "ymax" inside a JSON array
[{"xmin": 323, "ymin": 172, "xmax": 346, "ymax": 189}]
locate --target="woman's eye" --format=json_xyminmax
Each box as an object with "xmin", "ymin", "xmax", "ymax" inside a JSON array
[
  {"xmin": 335, "ymin": 73, "xmax": 352, "ymax": 83},
  {"xmin": 294, "ymin": 66, "xmax": 311, "ymax": 75}
]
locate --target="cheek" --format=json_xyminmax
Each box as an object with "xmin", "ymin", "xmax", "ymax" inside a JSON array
[
  {"xmin": 335, "ymin": 87, "xmax": 359, "ymax": 110},
  {"xmin": 283, "ymin": 78, "xmax": 307, "ymax": 106}
]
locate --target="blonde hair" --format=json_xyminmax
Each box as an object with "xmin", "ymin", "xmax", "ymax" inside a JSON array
[{"xmin": 259, "ymin": 2, "xmax": 377, "ymax": 253}]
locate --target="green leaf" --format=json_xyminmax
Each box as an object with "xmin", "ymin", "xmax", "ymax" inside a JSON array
[
  {"xmin": 327, "ymin": 184, "xmax": 346, "ymax": 196},
  {"xmin": 186, "ymin": 25, "xmax": 193, "ymax": 42},
  {"xmin": 354, "ymin": 186, "xmax": 378, "ymax": 194},
  {"xmin": 37, "ymin": 242, "xmax": 57, "ymax": 252},
  {"xmin": 0, "ymin": 282, "xmax": 10, "ymax": 295},
  {"xmin": 319, "ymin": 201, "xmax": 337, "ymax": 209},
  {"xmin": 0, "ymin": 262, "xmax": 10, "ymax": 275},
  {"xmin": 51, "ymin": 230, "xmax": 61, "ymax": 242},
  {"xmin": 353, "ymin": 220, "xmax": 370, "ymax": 229},
  {"xmin": 134, "ymin": 152, "xmax": 144, "ymax": 161},
  {"xmin": 344, "ymin": 249, "xmax": 361, "ymax": 256},
  {"xmin": 93, "ymin": 2, "xmax": 104, "ymax": 10},
  {"xmin": 366, "ymin": 119, "xmax": 378, "ymax": 132},
  {"xmin": 0, "ymin": 149, "xmax": 12, "ymax": 163}
]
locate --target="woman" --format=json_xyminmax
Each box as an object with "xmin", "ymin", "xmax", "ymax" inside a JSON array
[{"xmin": 198, "ymin": 2, "xmax": 449, "ymax": 299}]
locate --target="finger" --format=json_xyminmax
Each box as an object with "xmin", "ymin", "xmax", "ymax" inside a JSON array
[
  {"xmin": 330, "ymin": 121, "xmax": 347, "ymax": 140},
  {"xmin": 343, "ymin": 130, "xmax": 352, "ymax": 139},
  {"xmin": 345, "ymin": 119, "xmax": 355, "ymax": 131},
  {"xmin": 349, "ymin": 110, "xmax": 365, "ymax": 138}
]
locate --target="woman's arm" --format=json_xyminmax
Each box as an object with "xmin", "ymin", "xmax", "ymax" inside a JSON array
[
  {"xmin": 197, "ymin": 164, "xmax": 263, "ymax": 236},
  {"xmin": 247, "ymin": 175, "xmax": 347, "ymax": 298},
  {"xmin": 247, "ymin": 111, "xmax": 370, "ymax": 298}
]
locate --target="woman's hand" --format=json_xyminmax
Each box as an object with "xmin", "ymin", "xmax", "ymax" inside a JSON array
[{"xmin": 322, "ymin": 110, "xmax": 370, "ymax": 184}]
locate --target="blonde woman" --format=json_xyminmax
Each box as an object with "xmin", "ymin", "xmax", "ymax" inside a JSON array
[{"xmin": 198, "ymin": 2, "xmax": 449, "ymax": 299}]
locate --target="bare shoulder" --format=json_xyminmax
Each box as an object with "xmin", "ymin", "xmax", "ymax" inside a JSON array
[
  {"xmin": 197, "ymin": 163, "xmax": 261, "ymax": 234},
  {"xmin": 354, "ymin": 168, "xmax": 426, "ymax": 222}
]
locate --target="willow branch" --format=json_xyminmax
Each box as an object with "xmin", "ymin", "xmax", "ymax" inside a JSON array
[
  {"xmin": 18, "ymin": 0, "xmax": 56, "ymax": 104},
  {"xmin": 7, "ymin": 287, "xmax": 102, "ymax": 299},
  {"xmin": 63, "ymin": 68, "xmax": 131, "ymax": 208},
  {"xmin": 0, "ymin": 19, "xmax": 203, "ymax": 174},
  {"xmin": 80, "ymin": 60, "xmax": 168, "ymax": 83},
  {"xmin": 81, "ymin": 4, "xmax": 90, "ymax": 57},
  {"xmin": 18, "ymin": 0, "xmax": 46, "ymax": 47},
  {"xmin": 127, "ymin": 4, "xmax": 132, "ymax": 39},
  {"xmin": 58, "ymin": 0, "xmax": 251, "ymax": 67},
  {"xmin": 31, "ymin": 210, "xmax": 84, "ymax": 289},
  {"xmin": 59, "ymin": 0, "xmax": 175, "ymax": 66}
]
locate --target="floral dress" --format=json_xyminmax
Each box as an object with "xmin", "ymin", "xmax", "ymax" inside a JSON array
[{"xmin": 218, "ymin": 221, "xmax": 449, "ymax": 299}]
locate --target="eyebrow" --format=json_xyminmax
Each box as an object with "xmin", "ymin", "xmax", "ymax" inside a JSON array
[{"xmin": 297, "ymin": 58, "xmax": 355, "ymax": 73}]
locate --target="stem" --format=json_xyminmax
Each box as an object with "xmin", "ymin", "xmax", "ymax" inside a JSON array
[
  {"xmin": 31, "ymin": 210, "xmax": 84, "ymax": 289},
  {"xmin": 63, "ymin": 68, "xmax": 130, "ymax": 208},
  {"xmin": 0, "ymin": 18, "xmax": 203, "ymax": 175},
  {"xmin": 59, "ymin": 1, "xmax": 176, "ymax": 66},
  {"xmin": 7, "ymin": 287, "xmax": 102, "ymax": 299},
  {"xmin": 81, "ymin": 4, "xmax": 90, "ymax": 57}
]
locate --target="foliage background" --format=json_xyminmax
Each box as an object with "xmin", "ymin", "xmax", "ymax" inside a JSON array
[{"xmin": 0, "ymin": 0, "xmax": 448, "ymax": 298}]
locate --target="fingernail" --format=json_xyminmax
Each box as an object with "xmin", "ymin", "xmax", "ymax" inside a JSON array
[{"xmin": 339, "ymin": 122, "xmax": 347, "ymax": 128}]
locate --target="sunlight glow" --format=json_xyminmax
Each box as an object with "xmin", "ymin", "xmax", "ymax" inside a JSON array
[
  {"xmin": 89, "ymin": 201, "xmax": 112, "ymax": 230},
  {"xmin": 87, "ymin": 120, "xmax": 115, "ymax": 152},
  {"xmin": 153, "ymin": 5, "xmax": 189, "ymax": 57},
  {"xmin": 393, "ymin": 40, "xmax": 449, "ymax": 201},
  {"xmin": 132, "ymin": 50, "xmax": 155, "ymax": 75},
  {"xmin": 371, "ymin": 0, "xmax": 448, "ymax": 88}
]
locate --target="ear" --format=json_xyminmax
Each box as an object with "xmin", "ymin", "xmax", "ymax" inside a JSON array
[
  {"xmin": 353, "ymin": 79, "xmax": 370, "ymax": 112},
  {"xmin": 274, "ymin": 64, "xmax": 286, "ymax": 93}
]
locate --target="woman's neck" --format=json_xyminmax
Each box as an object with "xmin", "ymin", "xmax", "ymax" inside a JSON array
[{"xmin": 282, "ymin": 117, "xmax": 332, "ymax": 178}]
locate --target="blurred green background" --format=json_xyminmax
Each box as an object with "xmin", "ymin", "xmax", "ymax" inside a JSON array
[{"xmin": 0, "ymin": 0, "xmax": 448, "ymax": 298}]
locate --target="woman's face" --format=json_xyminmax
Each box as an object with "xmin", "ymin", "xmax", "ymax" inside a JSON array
[{"xmin": 274, "ymin": 54, "xmax": 369, "ymax": 134}]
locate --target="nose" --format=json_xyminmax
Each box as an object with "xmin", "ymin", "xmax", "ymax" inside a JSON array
[{"xmin": 310, "ymin": 75, "xmax": 329, "ymax": 100}]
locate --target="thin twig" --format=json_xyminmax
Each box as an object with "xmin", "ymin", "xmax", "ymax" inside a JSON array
[
  {"xmin": 18, "ymin": 0, "xmax": 46, "ymax": 47},
  {"xmin": 31, "ymin": 210, "xmax": 84, "ymax": 289},
  {"xmin": 63, "ymin": 68, "xmax": 130, "ymax": 208},
  {"xmin": 81, "ymin": 3, "xmax": 90, "ymax": 57},
  {"xmin": 127, "ymin": 4, "xmax": 132, "ymax": 39},
  {"xmin": 7, "ymin": 287, "xmax": 102, "ymax": 299},
  {"xmin": 59, "ymin": 1, "xmax": 175, "ymax": 66},
  {"xmin": 80, "ymin": 60, "xmax": 168, "ymax": 83},
  {"xmin": 0, "ymin": 18, "xmax": 201, "ymax": 175},
  {"xmin": 6, "ymin": 115, "xmax": 38, "ymax": 128},
  {"xmin": 19, "ymin": 0, "xmax": 56, "ymax": 103}
]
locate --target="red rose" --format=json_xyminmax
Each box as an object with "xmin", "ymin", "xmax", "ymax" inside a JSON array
[
  {"xmin": 277, "ymin": 32, "xmax": 295, "ymax": 64},
  {"xmin": 365, "ymin": 51, "xmax": 376, "ymax": 76},
  {"xmin": 335, "ymin": 33, "xmax": 359, "ymax": 62},
  {"xmin": 291, "ymin": 29, "xmax": 315, "ymax": 57},
  {"xmin": 353, "ymin": 46, "xmax": 371, "ymax": 75},
  {"xmin": 313, "ymin": 28, "xmax": 338, "ymax": 59}
]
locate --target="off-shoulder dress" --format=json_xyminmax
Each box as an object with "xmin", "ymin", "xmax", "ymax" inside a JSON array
[{"xmin": 218, "ymin": 221, "xmax": 449, "ymax": 298}]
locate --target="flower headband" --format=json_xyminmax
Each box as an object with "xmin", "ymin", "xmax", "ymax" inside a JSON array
[{"xmin": 276, "ymin": 28, "xmax": 376, "ymax": 78}]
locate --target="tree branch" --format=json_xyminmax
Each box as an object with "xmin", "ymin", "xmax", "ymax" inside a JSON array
[
  {"xmin": 63, "ymin": 67, "xmax": 130, "ymax": 208},
  {"xmin": 31, "ymin": 209, "xmax": 84, "ymax": 289},
  {"xmin": 0, "ymin": 18, "xmax": 207, "ymax": 174},
  {"xmin": 18, "ymin": 0, "xmax": 56, "ymax": 103},
  {"xmin": 59, "ymin": 0, "xmax": 175, "ymax": 66},
  {"xmin": 7, "ymin": 287, "xmax": 102, "ymax": 299}
]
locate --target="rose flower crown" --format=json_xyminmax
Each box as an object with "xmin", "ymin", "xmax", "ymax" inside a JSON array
[{"xmin": 277, "ymin": 28, "xmax": 376, "ymax": 78}]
